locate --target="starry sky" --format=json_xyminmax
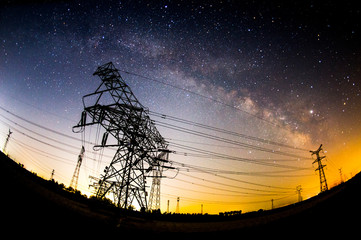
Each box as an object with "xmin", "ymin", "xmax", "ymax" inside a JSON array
[{"xmin": 1, "ymin": 0, "xmax": 361, "ymax": 214}]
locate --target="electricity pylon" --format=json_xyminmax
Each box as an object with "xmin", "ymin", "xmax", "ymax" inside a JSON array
[
  {"xmin": 73, "ymin": 62, "xmax": 169, "ymax": 210},
  {"xmin": 310, "ymin": 144, "xmax": 328, "ymax": 192},
  {"xmin": 296, "ymin": 185, "xmax": 303, "ymax": 202},
  {"xmin": 148, "ymin": 149, "xmax": 172, "ymax": 211},
  {"xmin": 176, "ymin": 197, "xmax": 180, "ymax": 213},
  {"xmin": 2, "ymin": 129, "xmax": 12, "ymax": 153},
  {"xmin": 50, "ymin": 169, "xmax": 55, "ymax": 181},
  {"xmin": 339, "ymin": 168, "xmax": 344, "ymax": 183},
  {"xmin": 70, "ymin": 146, "xmax": 85, "ymax": 190}
]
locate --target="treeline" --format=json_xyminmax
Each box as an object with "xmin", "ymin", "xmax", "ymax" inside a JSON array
[{"xmin": 219, "ymin": 210, "xmax": 242, "ymax": 216}]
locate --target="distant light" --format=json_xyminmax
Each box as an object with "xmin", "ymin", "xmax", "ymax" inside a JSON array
[{"xmin": 309, "ymin": 110, "xmax": 314, "ymax": 114}]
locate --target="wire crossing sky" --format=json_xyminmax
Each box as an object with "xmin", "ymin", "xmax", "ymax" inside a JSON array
[{"xmin": 1, "ymin": 0, "xmax": 361, "ymax": 213}]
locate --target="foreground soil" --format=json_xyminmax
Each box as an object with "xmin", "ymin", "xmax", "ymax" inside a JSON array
[{"xmin": 2, "ymin": 151, "xmax": 361, "ymax": 238}]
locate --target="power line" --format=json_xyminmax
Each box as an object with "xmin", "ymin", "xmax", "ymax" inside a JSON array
[
  {"xmin": 171, "ymin": 177, "xmax": 289, "ymax": 196},
  {"xmin": 165, "ymin": 138, "xmax": 309, "ymax": 159},
  {"xmin": 171, "ymin": 160, "xmax": 312, "ymax": 178},
  {"xmin": 0, "ymin": 117, "xmax": 80, "ymax": 152},
  {"xmin": 0, "ymin": 93, "xmax": 312, "ymax": 212},
  {"xmin": 0, "ymin": 105, "xmax": 310, "ymax": 166},
  {"xmin": 0, "ymin": 106, "xmax": 87, "ymax": 143},
  {"xmin": 3, "ymin": 117, "xmax": 297, "ymax": 200},
  {"xmin": 0, "ymin": 104, "xmax": 309, "ymax": 174},
  {"xmin": 178, "ymin": 171, "xmax": 293, "ymax": 193},
  {"xmin": 150, "ymin": 111, "xmax": 310, "ymax": 152},
  {"xmin": 162, "ymin": 182, "xmax": 287, "ymax": 198},
  {"xmin": 119, "ymin": 69, "xmax": 282, "ymax": 128},
  {"xmin": 8, "ymin": 125, "xmax": 300, "ymax": 202},
  {"xmin": 161, "ymin": 192, "xmax": 295, "ymax": 205},
  {"xmin": 9, "ymin": 137, "xmax": 62, "ymax": 179},
  {"xmin": 169, "ymin": 142, "xmax": 310, "ymax": 170},
  {"xmin": 0, "ymin": 117, "xmax": 112, "ymax": 167},
  {"xmin": 0, "ymin": 110, "xmax": 116, "ymax": 159},
  {"xmin": 156, "ymin": 120, "xmax": 308, "ymax": 159},
  {"xmin": 10, "ymin": 137, "xmax": 93, "ymax": 191}
]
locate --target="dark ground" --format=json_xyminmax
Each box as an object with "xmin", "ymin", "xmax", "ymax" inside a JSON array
[{"xmin": 1, "ymin": 151, "xmax": 361, "ymax": 238}]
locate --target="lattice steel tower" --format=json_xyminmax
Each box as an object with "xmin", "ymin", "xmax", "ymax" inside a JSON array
[
  {"xmin": 73, "ymin": 62, "xmax": 169, "ymax": 210},
  {"xmin": 70, "ymin": 146, "xmax": 85, "ymax": 190},
  {"xmin": 2, "ymin": 129, "xmax": 12, "ymax": 153},
  {"xmin": 148, "ymin": 150, "xmax": 170, "ymax": 211},
  {"xmin": 310, "ymin": 144, "xmax": 328, "ymax": 192}
]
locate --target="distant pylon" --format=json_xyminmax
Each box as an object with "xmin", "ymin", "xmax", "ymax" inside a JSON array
[
  {"xmin": 176, "ymin": 197, "xmax": 180, "ymax": 213},
  {"xmin": 339, "ymin": 168, "xmax": 344, "ymax": 183},
  {"xmin": 310, "ymin": 144, "xmax": 328, "ymax": 192},
  {"xmin": 50, "ymin": 169, "xmax": 55, "ymax": 181},
  {"xmin": 70, "ymin": 146, "xmax": 85, "ymax": 190},
  {"xmin": 148, "ymin": 170, "xmax": 161, "ymax": 211},
  {"xmin": 296, "ymin": 185, "xmax": 303, "ymax": 202},
  {"xmin": 2, "ymin": 129, "xmax": 12, "ymax": 153},
  {"xmin": 148, "ymin": 150, "xmax": 170, "ymax": 211}
]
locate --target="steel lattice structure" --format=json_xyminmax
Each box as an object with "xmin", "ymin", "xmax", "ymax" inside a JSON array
[
  {"xmin": 310, "ymin": 144, "xmax": 328, "ymax": 193},
  {"xmin": 148, "ymin": 150, "xmax": 170, "ymax": 210},
  {"xmin": 69, "ymin": 146, "xmax": 84, "ymax": 190},
  {"xmin": 73, "ymin": 62, "xmax": 169, "ymax": 210}
]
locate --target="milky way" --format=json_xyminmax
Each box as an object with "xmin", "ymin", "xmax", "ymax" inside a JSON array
[{"xmin": 1, "ymin": 1, "xmax": 361, "ymax": 213}]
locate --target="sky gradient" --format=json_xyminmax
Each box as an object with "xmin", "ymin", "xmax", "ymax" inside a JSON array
[{"xmin": 1, "ymin": 1, "xmax": 361, "ymax": 214}]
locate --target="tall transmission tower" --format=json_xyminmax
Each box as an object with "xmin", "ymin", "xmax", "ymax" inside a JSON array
[
  {"xmin": 148, "ymin": 149, "xmax": 171, "ymax": 211},
  {"xmin": 73, "ymin": 62, "xmax": 169, "ymax": 210},
  {"xmin": 176, "ymin": 197, "xmax": 180, "ymax": 213},
  {"xmin": 296, "ymin": 185, "xmax": 303, "ymax": 202},
  {"xmin": 310, "ymin": 144, "xmax": 328, "ymax": 192},
  {"xmin": 70, "ymin": 146, "xmax": 85, "ymax": 190},
  {"xmin": 339, "ymin": 168, "xmax": 344, "ymax": 184},
  {"xmin": 50, "ymin": 169, "xmax": 55, "ymax": 181},
  {"xmin": 2, "ymin": 129, "xmax": 12, "ymax": 153}
]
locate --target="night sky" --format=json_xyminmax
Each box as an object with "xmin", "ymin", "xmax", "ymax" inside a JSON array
[{"xmin": 1, "ymin": 0, "xmax": 361, "ymax": 213}]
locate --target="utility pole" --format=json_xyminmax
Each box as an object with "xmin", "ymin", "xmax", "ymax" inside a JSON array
[
  {"xmin": 201, "ymin": 204, "xmax": 203, "ymax": 215},
  {"xmin": 176, "ymin": 197, "xmax": 180, "ymax": 213},
  {"xmin": 310, "ymin": 144, "xmax": 328, "ymax": 193},
  {"xmin": 271, "ymin": 199, "xmax": 274, "ymax": 209},
  {"xmin": 167, "ymin": 200, "xmax": 169, "ymax": 213},
  {"xmin": 70, "ymin": 146, "xmax": 85, "ymax": 190},
  {"xmin": 2, "ymin": 129, "xmax": 12, "ymax": 153},
  {"xmin": 296, "ymin": 185, "xmax": 303, "ymax": 202}
]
